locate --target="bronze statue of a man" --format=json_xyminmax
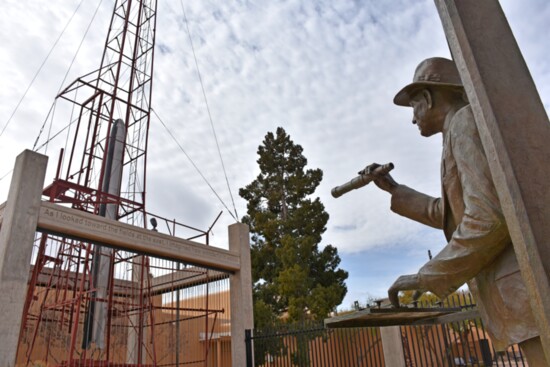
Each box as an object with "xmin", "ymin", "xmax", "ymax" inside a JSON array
[{"xmin": 367, "ymin": 57, "xmax": 542, "ymax": 358}]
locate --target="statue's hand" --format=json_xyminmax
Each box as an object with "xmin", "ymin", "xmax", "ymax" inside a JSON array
[
  {"xmin": 388, "ymin": 274, "xmax": 423, "ymax": 307},
  {"xmin": 359, "ymin": 163, "xmax": 399, "ymax": 194}
]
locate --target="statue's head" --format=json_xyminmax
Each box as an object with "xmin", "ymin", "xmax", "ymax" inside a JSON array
[
  {"xmin": 393, "ymin": 57, "xmax": 463, "ymax": 107},
  {"xmin": 394, "ymin": 58, "xmax": 466, "ymax": 137}
]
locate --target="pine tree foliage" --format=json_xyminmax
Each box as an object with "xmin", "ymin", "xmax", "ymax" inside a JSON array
[{"xmin": 240, "ymin": 127, "xmax": 348, "ymax": 326}]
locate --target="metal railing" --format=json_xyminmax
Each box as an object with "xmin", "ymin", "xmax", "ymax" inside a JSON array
[
  {"xmin": 246, "ymin": 292, "xmax": 526, "ymax": 367},
  {"xmin": 246, "ymin": 321, "xmax": 384, "ymax": 367},
  {"xmin": 401, "ymin": 293, "xmax": 526, "ymax": 367}
]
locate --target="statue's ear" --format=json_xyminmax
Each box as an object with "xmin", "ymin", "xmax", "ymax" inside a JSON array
[{"xmin": 422, "ymin": 89, "xmax": 433, "ymax": 109}]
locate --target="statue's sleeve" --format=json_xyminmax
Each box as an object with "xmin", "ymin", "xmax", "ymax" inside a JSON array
[
  {"xmin": 390, "ymin": 185, "xmax": 444, "ymax": 230},
  {"xmin": 417, "ymin": 107, "xmax": 510, "ymax": 298}
]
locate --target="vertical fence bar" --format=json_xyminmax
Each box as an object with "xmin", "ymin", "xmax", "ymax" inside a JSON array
[
  {"xmin": 343, "ymin": 328, "xmax": 351, "ymax": 366},
  {"xmin": 401, "ymin": 326, "xmax": 410, "ymax": 365},
  {"xmin": 420, "ymin": 325, "xmax": 431, "ymax": 366},
  {"xmin": 445, "ymin": 323, "xmax": 456, "ymax": 367},
  {"xmin": 328, "ymin": 329, "xmax": 338, "ymax": 367},
  {"xmin": 374, "ymin": 328, "xmax": 381, "ymax": 367},
  {"xmin": 411, "ymin": 326, "xmax": 422, "ymax": 366},
  {"xmin": 425, "ymin": 325, "xmax": 436, "ymax": 366},
  {"xmin": 313, "ymin": 324, "xmax": 323, "ymax": 367},
  {"xmin": 312, "ymin": 323, "xmax": 318, "ymax": 366},
  {"xmin": 360, "ymin": 328, "xmax": 370, "ymax": 367},
  {"xmin": 433, "ymin": 325, "xmax": 443, "ymax": 366},
  {"xmin": 286, "ymin": 325, "xmax": 293, "ymax": 366},
  {"xmin": 245, "ymin": 329, "xmax": 253, "ymax": 367},
  {"xmin": 434, "ymin": 325, "xmax": 447, "ymax": 366},
  {"xmin": 339, "ymin": 328, "xmax": 346, "ymax": 366},
  {"xmin": 374, "ymin": 327, "xmax": 382, "ymax": 367},
  {"xmin": 411, "ymin": 326, "xmax": 419, "ymax": 366},
  {"xmin": 357, "ymin": 328, "xmax": 366, "ymax": 367},
  {"xmin": 323, "ymin": 325, "xmax": 330, "ymax": 367},
  {"xmin": 365, "ymin": 328, "xmax": 382, "ymax": 367}
]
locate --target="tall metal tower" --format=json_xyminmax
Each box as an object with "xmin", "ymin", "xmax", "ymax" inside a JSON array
[
  {"xmin": 45, "ymin": 0, "xmax": 157, "ymax": 221},
  {"xmin": 13, "ymin": 1, "xmax": 234, "ymax": 366},
  {"xmin": 19, "ymin": 0, "xmax": 161, "ymax": 364}
]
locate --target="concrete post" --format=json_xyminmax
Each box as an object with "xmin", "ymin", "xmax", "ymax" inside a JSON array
[
  {"xmin": 229, "ymin": 223, "xmax": 254, "ymax": 367},
  {"xmin": 380, "ymin": 326, "xmax": 406, "ymax": 367},
  {"xmin": 0, "ymin": 150, "xmax": 48, "ymax": 367},
  {"xmin": 434, "ymin": 1, "xmax": 550, "ymax": 362}
]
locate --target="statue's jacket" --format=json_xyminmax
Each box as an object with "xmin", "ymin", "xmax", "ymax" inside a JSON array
[{"xmin": 390, "ymin": 105, "xmax": 538, "ymax": 350}]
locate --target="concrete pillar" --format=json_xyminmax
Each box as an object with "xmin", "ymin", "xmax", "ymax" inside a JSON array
[
  {"xmin": 229, "ymin": 223, "xmax": 254, "ymax": 367},
  {"xmin": 380, "ymin": 326, "xmax": 406, "ymax": 367},
  {"xmin": 0, "ymin": 150, "xmax": 48, "ymax": 367},
  {"xmin": 434, "ymin": 1, "xmax": 550, "ymax": 362}
]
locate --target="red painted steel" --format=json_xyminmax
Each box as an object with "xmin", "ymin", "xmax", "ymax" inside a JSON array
[{"xmin": 16, "ymin": 1, "xmax": 224, "ymax": 366}]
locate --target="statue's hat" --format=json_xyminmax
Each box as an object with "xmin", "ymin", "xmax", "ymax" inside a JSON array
[{"xmin": 394, "ymin": 57, "xmax": 464, "ymax": 106}]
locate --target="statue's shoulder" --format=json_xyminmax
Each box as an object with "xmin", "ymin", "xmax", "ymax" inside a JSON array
[
  {"xmin": 450, "ymin": 104, "xmax": 476, "ymax": 136},
  {"xmin": 454, "ymin": 104, "xmax": 474, "ymax": 123}
]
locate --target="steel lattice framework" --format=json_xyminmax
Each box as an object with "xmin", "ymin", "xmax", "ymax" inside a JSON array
[
  {"xmin": 15, "ymin": 1, "xmax": 229, "ymax": 366},
  {"xmin": 44, "ymin": 0, "xmax": 157, "ymax": 224}
]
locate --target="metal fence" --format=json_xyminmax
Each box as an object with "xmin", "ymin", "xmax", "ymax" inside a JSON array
[
  {"xmin": 246, "ymin": 293, "xmax": 527, "ymax": 367},
  {"xmin": 17, "ymin": 232, "xmax": 232, "ymax": 366},
  {"xmin": 247, "ymin": 322, "xmax": 384, "ymax": 367},
  {"xmin": 400, "ymin": 293, "xmax": 527, "ymax": 367}
]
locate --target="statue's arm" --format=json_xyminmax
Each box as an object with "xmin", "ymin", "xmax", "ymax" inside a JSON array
[
  {"xmin": 390, "ymin": 185, "xmax": 444, "ymax": 230},
  {"xmin": 417, "ymin": 107, "xmax": 509, "ymax": 298}
]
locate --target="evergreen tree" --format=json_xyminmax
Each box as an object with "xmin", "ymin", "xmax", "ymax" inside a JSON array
[{"xmin": 240, "ymin": 127, "xmax": 348, "ymax": 327}]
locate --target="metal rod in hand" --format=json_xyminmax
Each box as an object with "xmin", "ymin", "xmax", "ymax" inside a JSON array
[{"xmin": 331, "ymin": 163, "xmax": 394, "ymax": 198}]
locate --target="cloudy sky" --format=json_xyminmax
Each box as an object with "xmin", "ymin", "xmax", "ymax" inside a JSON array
[{"xmin": 0, "ymin": 0, "xmax": 548, "ymax": 310}]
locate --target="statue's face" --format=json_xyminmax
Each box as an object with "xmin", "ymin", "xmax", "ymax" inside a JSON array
[{"xmin": 409, "ymin": 89, "xmax": 442, "ymax": 137}]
